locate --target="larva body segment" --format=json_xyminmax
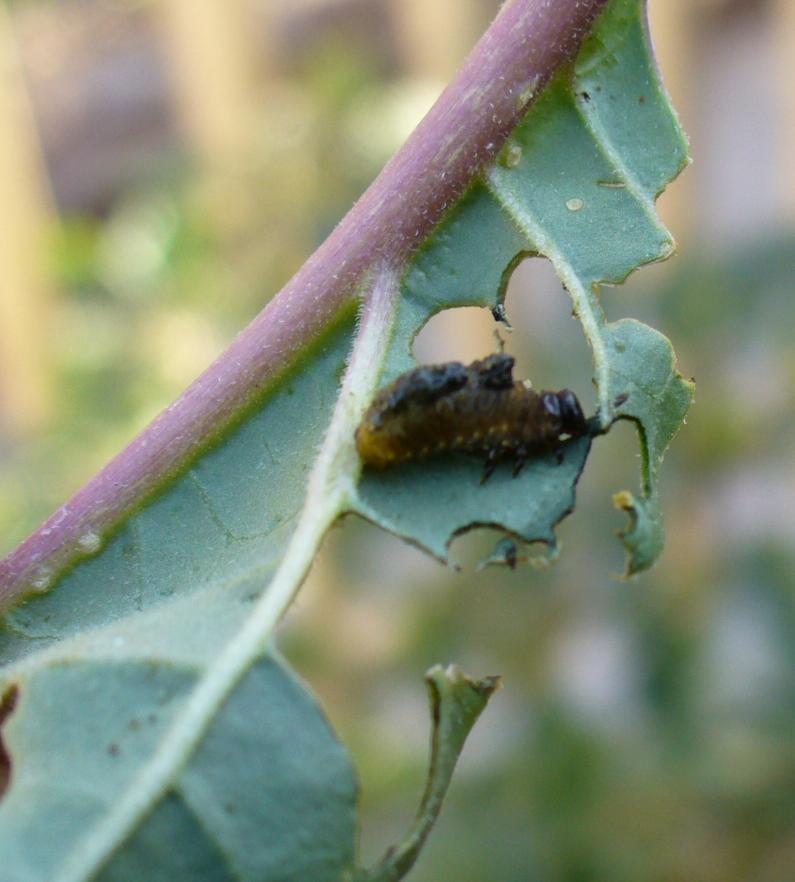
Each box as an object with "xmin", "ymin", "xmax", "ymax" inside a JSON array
[{"xmin": 356, "ymin": 354, "xmax": 587, "ymax": 475}]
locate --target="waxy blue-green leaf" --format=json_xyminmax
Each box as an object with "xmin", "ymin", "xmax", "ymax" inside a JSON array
[
  {"xmin": 356, "ymin": 438, "xmax": 591, "ymax": 562},
  {"xmin": 0, "ymin": 592, "xmax": 357, "ymax": 882},
  {"xmin": 352, "ymin": 0, "xmax": 692, "ymax": 573},
  {"xmin": 0, "ymin": 1, "xmax": 691, "ymax": 879},
  {"xmin": 0, "ymin": 316, "xmax": 356, "ymax": 663}
]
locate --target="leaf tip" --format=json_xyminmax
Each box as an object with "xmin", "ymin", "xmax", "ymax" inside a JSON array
[
  {"xmin": 425, "ymin": 664, "xmax": 502, "ymax": 716},
  {"xmin": 613, "ymin": 488, "xmax": 664, "ymax": 577},
  {"xmin": 358, "ymin": 663, "xmax": 501, "ymax": 882}
]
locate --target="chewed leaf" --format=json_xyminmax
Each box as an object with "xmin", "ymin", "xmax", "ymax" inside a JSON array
[
  {"xmin": 606, "ymin": 320, "xmax": 694, "ymax": 485},
  {"xmin": 355, "ymin": 665, "xmax": 500, "ymax": 882},
  {"xmin": 606, "ymin": 320, "xmax": 694, "ymax": 573},
  {"xmin": 351, "ymin": 0, "xmax": 690, "ymax": 570},
  {"xmin": 355, "ymin": 437, "xmax": 591, "ymax": 562},
  {"xmin": 477, "ymin": 536, "xmax": 561, "ymax": 571},
  {"xmin": 0, "ymin": 1, "xmax": 691, "ymax": 878},
  {"xmin": 613, "ymin": 489, "xmax": 664, "ymax": 577}
]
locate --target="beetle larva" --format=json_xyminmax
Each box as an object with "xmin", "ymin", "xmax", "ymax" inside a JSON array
[{"xmin": 356, "ymin": 354, "xmax": 588, "ymax": 481}]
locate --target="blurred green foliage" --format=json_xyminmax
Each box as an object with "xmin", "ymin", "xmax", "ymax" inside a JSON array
[{"xmin": 1, "ymin": 30, "xmax": 793, "ymax": 881}]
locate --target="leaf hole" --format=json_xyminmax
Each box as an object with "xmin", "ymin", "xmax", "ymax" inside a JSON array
[
  {"xmin": 502, "ymin": 256, "xmax": 595, "ymax": 403},
  {"xmin": 574, "ymin": 415, "xmax": 642, "ymax": 563},
  {"xmin": 410, "ymin": 256, "xmax": 595, "ymax": 412},
  {"xmin": 412, "ymin": 306, "xmax": 498, "ymax": 365},
  {"xmin": 0, "ymin": 684, "xmax": 20, "ymax": 800}
]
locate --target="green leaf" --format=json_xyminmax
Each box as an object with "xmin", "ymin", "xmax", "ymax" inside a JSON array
[
  {"xmin": 606, "ymin": 319, "xmax": 694, "ymax": 575},
  {"xmin": 353, "ymin": 665, "xmax": 500, "ymax": 882},
  {"xmin": 0, "ymin": 1, "xmax": 691, "ymax": 878},
  {"xmin": 352, "ymin": 0, "xmax": 692, "ymax": 573},
  {"xmin": 0, "ymin": 616, "xmax": 357, "ymax": 882},
  {"xmin": 0, "ymin": 315, "xmax": 356, "ymax": 661},
  {"xmin": 356, "ymin": 437, "xmax": 591, "ymax": 562}
]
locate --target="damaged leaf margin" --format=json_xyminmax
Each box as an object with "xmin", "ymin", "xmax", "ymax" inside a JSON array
[
  {"xmin": 0, "ymin": 1, "xmax": 692, "ymax": 880},
  {"xmin": 350, "ymin": 0, "xmax": 693, "ymax": 574}
]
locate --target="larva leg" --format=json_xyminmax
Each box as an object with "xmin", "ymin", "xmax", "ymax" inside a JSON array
[
  {"xmin": 512, "ymin": 446, "xmax": 529, "ymax": 478},
  {"xmin": 480, "ymin": 448, "xmax": 501, "ymax": 484}
]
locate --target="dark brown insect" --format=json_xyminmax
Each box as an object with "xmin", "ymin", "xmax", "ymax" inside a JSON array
[{"xmin": 356, "ymin": 354, "xmax": 588, "ymax": 482}]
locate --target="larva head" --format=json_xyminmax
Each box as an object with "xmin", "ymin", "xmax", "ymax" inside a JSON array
[
  {"xmin": 541, "ymin": 389, "xmax": 587, "ymax": 437},
  {"xmin": 556, "ymin": 389, "xmax": 586, "ymax": 436}
]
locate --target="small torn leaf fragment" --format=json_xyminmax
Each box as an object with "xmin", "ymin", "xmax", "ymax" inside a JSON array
[
  {"xmin": 605, "ymin": 319, "xmax": 694, "ymax": 574},
  {"xmin": 477, "ymin": 536, "xmax": 560, "ymax": 571},
  {"xmin": 606, "ymin": 320, "xmax": 694, "ymax": 489},
  {"xmin": 613, "ymin": 489, "xmax": 664, "ymax": 577},
  {"xmin": 479, "ymin": 537, "xmax": 523, "ymax": 570},
  {"xmin": 354, "ymin": 664, "xmax": 500, "ymax": 882}
]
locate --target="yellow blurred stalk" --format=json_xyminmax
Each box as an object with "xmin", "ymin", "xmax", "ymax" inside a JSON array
[
  {"xmin": 772, "ymin": 0, "xmax": 795, "ymax": 225},
  {"xmin": 390, "ymin": 0, "xmax": 484, "ymax": 82},
  {"xmin": 157, "ymin": 0, "xmax": 267, "ymax": 237},
  {"xmin": 648, "ymin": 0, "xmax": 694, "ymax": 242},
  {"xmin": 0, "ymin": 1, "xmax": 54, "ymax": 437}
]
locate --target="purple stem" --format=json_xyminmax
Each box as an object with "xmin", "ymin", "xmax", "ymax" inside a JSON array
[{"xmin": 0, "ymin": 0, "xmax": 609, "ymax": 611}]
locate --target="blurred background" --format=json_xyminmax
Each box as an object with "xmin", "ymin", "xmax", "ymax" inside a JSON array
[{"xmin": 0, "ymin": 0, "xmax": 793, "ymax": 879}]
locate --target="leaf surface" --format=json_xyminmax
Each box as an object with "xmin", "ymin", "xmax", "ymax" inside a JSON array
[
  {"xmin": 0, "ymin": 606, "xmax": 357, "ymax": 882},
  {"xmin": 0, "ymin": 1, "xmax": 691, "ymax": 879},
  {"xmin": 352, "ymin": 0, "xmax": 692, "ymax": 571}
]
